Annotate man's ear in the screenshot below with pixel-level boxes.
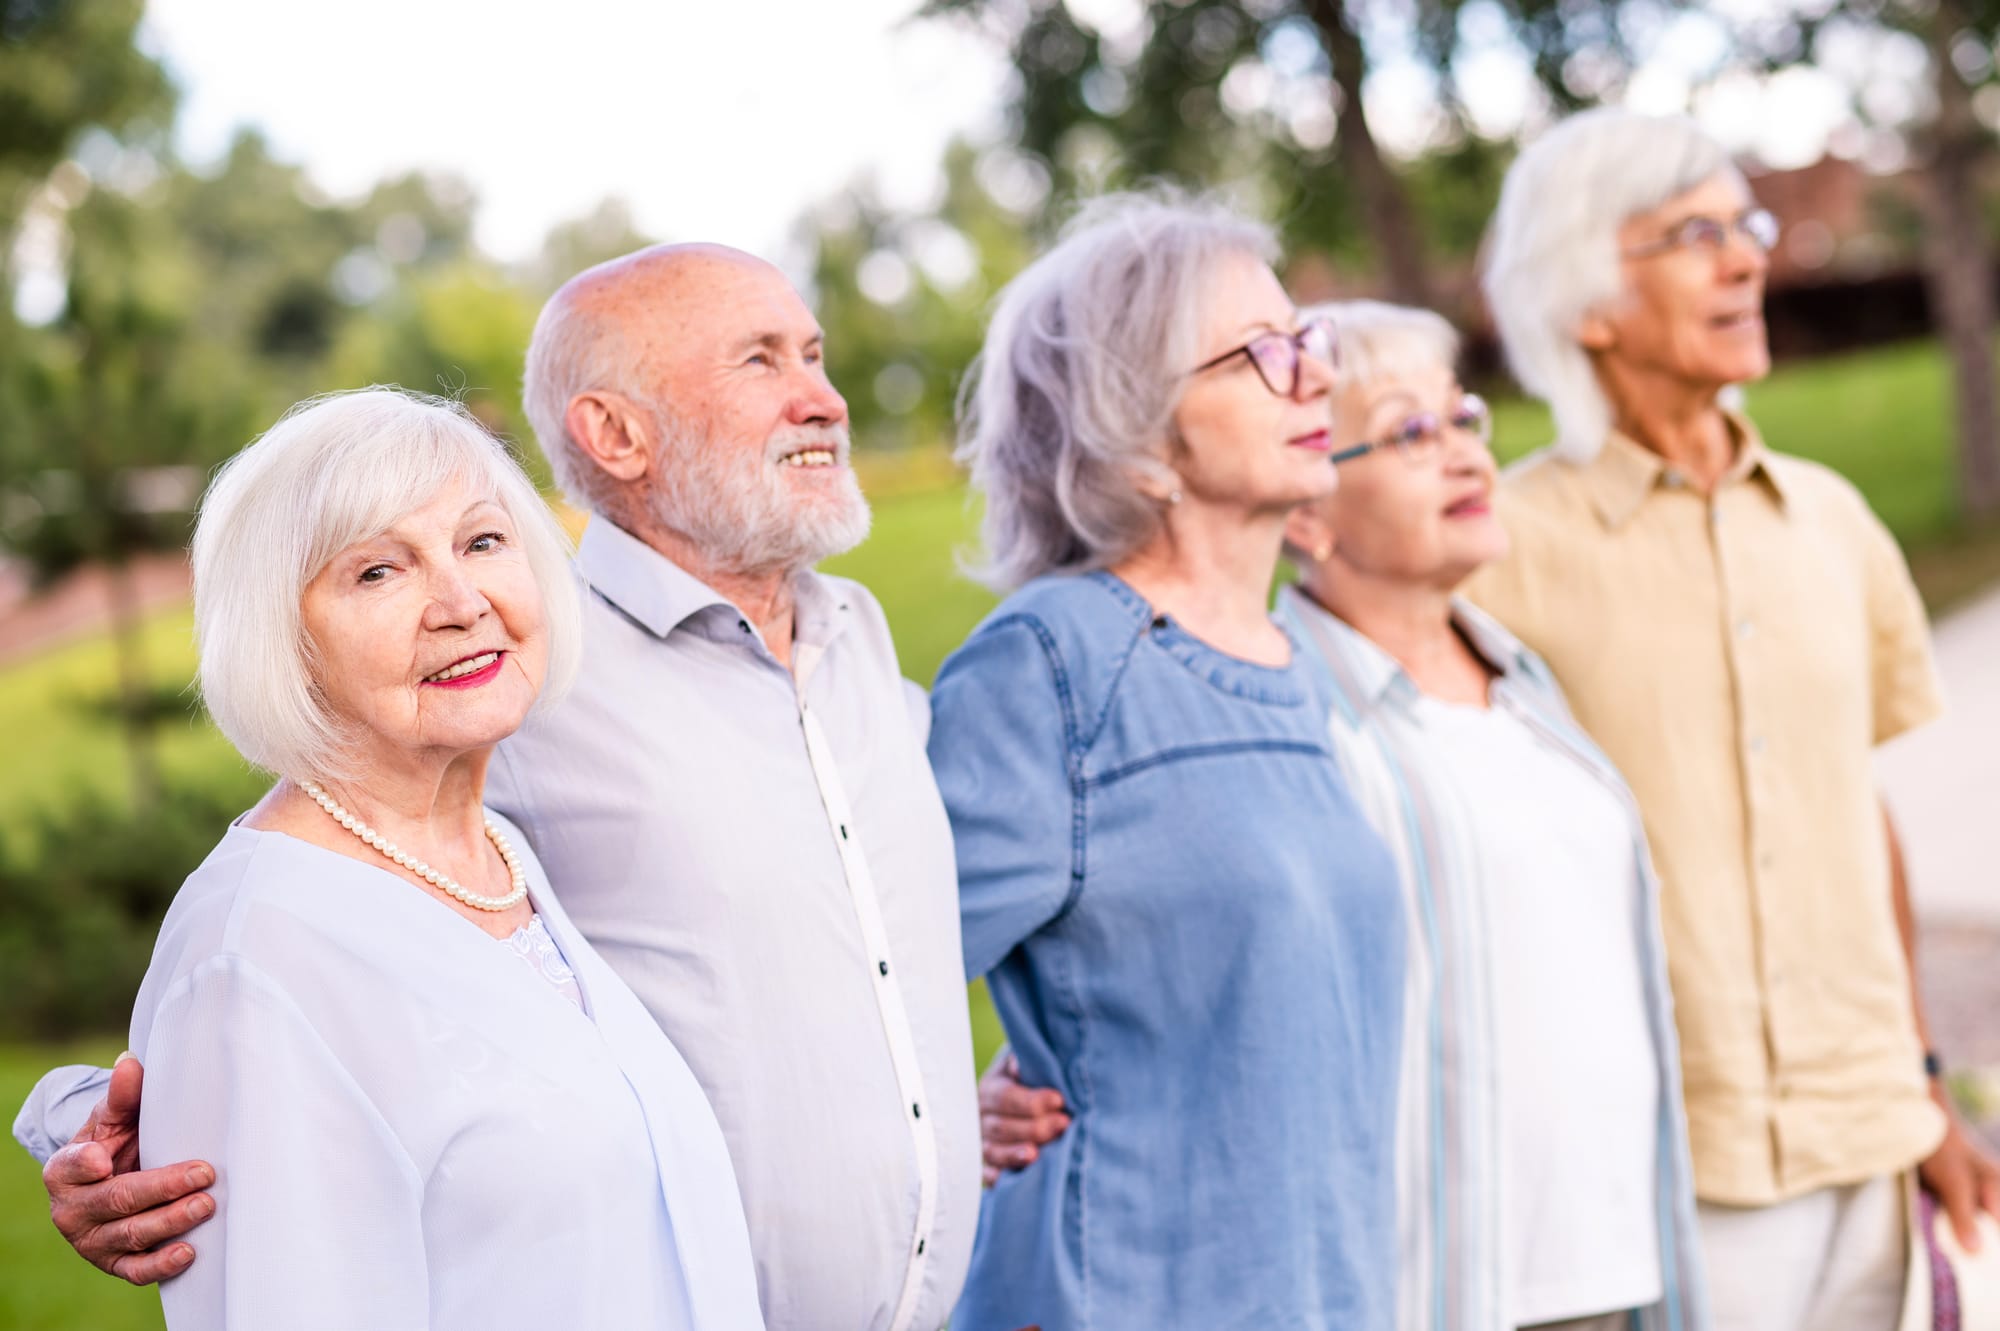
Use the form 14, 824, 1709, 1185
563, 391, 653, 483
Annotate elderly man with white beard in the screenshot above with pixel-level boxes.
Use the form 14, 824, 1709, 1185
18, 244, 982, 1331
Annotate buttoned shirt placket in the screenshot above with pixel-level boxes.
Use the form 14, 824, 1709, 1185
792, 639, 939, 1331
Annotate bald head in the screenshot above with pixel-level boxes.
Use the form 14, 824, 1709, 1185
522, 240, 860, 576
526, 244, 787, 505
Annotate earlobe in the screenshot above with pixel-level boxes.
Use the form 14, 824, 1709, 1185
563, 393, 651, 483
1284, 504, 1334, 565
1576, 309, 1617, 353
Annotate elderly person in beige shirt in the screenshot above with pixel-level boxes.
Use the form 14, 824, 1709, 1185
1471, 105, 2000, 1330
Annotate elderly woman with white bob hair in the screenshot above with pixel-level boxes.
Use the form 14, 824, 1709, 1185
1470, 107, 1999, 1331
117, 388, 763, 1329
926, 191, 1406, 1330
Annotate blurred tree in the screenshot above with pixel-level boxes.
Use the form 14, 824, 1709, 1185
5, 183, 224, 806
1720, 0, 2000, 518
0, 0, 172, 236
329, 260, 544, 473
523, 196, 656, 296
917, 0, 1635, 305
803, 140, 1038, 452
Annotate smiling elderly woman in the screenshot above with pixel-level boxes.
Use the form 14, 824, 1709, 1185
127, 389, 762, 1330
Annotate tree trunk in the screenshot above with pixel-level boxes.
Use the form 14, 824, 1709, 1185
1304, 0, 1434, 307
1919, 7, 2000, 521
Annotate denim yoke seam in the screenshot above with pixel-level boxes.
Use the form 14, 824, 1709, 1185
1085, 739, 1331, 790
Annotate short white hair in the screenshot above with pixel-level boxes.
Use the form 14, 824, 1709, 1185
1483, 107, 1742, 461
522, 283, 641, 514
1305, 299, 1462, 392
957, 189, 1277, 590
192, 387, 582, 782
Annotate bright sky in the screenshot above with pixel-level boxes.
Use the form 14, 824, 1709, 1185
138, 0, 1011, 264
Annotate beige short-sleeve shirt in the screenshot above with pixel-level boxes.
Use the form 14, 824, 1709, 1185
1464, 416, 1947, 1206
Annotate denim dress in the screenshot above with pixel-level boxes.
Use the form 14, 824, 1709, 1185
928, 571, 1406, 1331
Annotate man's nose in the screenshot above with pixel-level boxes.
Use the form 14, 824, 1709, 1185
787, 364, 850, 427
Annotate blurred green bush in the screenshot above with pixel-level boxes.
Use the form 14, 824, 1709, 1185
0, 771, 266, 1039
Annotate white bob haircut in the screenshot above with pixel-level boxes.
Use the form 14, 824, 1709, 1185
1304, 298, 1462, 394
957, 188, 1277, 591
192, 387, 582, 783
1483, 106, 1743, 461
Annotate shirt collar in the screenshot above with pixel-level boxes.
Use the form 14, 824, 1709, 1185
575, 517, 852, 651
577, 517, 733, 639
1582, 407, 1790, 531
1277, 583, 1534, 713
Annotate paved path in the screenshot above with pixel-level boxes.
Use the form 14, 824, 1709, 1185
1877, 587, 2000, 1131
1879, 586, 2000, 925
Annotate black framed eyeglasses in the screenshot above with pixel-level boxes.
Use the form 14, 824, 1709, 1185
1188, 316, 1339, 398
1329, 392, 1492, 466
1623, 207, 1780, 260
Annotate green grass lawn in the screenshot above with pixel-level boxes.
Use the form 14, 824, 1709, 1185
0, 1040, 165, 1331
2, 338, 1998, 1326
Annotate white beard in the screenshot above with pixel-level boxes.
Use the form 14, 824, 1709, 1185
644, 409, 872, 577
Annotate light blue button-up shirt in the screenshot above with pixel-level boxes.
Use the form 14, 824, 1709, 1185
928, 570, 1407, 1331
486, 519, 980, 1331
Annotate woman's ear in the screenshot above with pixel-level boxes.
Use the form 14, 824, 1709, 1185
1284, 501, 1336, 567
563, 391, 654, 484
1575, 307, 1618, 354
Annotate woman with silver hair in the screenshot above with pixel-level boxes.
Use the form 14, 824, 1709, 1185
978, 300, 1711, 1331
1472, 107, 1997, 1331
116, 389, 763, 1329
926, 192, 1406, 1329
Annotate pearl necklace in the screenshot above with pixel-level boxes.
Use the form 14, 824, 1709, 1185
297, 779, 528, 912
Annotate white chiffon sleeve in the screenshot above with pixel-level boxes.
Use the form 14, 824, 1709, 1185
12, 1063, 112, 1163
141, 954, 430, 1331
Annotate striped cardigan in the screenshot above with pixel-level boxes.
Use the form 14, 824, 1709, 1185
1276, 585, 1709, 1331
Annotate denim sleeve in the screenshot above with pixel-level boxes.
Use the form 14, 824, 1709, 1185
928, 617, 1078, 979
13, 1063, 112, 1164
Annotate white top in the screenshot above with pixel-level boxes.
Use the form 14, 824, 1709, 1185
1415, 694, 1663, 1325
483, 519, 978, 1331
129, 819, 765, 1331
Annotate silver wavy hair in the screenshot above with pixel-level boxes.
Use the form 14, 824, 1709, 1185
192, 388, 582, 783
956, 189, 1277, 591
1483, 107, 1742, 461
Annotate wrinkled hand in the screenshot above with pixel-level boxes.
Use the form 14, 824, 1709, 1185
978, 1052, 1070, 1187
44, 1055, 214, 1284
1920, 1085, 2000, 1254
